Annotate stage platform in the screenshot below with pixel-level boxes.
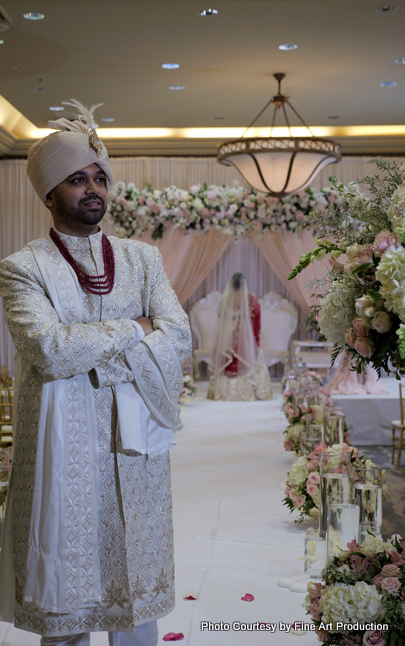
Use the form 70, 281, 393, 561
332, 377, 399, 446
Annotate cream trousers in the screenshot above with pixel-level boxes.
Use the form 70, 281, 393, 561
40, 621, 159, 646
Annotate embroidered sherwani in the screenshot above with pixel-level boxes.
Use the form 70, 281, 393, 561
0, 230, 191, 636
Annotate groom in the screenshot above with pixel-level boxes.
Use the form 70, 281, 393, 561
0, 100, 191, 646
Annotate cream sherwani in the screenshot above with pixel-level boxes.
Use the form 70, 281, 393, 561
0, 229, 191, 636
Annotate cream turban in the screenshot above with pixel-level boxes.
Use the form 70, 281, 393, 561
27, 99, 113, 200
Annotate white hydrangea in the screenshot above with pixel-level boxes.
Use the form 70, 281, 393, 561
288, 456, 308, 486
319, 282, 356, 345
285, 422, 305, 443
319, 581, 385, 631
376, 245, 405, 322
360, 534, 391, 556
387, 184, 405, 232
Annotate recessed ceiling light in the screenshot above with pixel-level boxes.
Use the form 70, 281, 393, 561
23, 12, 45, 20
10, 63, 28, 70
380, 81, 397, 87
395, 58, 405, 64
162, 63, 180, 70
169, 85, 185, 90
376, 5, 397, 11
101, 117, 115, 122
49, 106, 64, 111
0, 40, 4, 45
214, 116, 225, 120
198, 9, 218, 16
279, 44, 298, 51
328, 116, 340, 119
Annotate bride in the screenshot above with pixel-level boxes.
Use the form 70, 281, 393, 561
207, 273, 272, 401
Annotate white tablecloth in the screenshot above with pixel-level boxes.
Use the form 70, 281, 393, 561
333, 376, 400, 446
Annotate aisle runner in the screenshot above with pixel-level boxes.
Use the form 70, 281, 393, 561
0, 385, 317, 646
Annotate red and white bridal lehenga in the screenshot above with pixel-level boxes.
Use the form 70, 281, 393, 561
207, 276, 272, 401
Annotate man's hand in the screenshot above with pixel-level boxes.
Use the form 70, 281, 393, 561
135, 316, 154, 336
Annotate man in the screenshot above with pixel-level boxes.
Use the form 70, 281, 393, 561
0, 100, 192, 646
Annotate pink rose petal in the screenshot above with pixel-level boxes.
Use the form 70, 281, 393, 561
241, 593, 255, 602
163, 633, 185, 642
183, 592, 198, 600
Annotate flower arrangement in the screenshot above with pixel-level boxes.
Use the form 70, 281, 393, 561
282, 370, 335, 454
107, 181, 343, 241
289, 158, 405, 375
179, 372, 197, 405
305, 534, 405, 645
283, 444, 372, 522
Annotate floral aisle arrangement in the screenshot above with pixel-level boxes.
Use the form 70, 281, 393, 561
289, 158, 405, 375
107, 181, 342, 241
305, 534, 405, 645
283, 443, 373, 523
179, 372, 197, 405
282, 370, 337, 454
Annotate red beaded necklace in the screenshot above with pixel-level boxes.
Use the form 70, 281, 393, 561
49, 227, 115, 295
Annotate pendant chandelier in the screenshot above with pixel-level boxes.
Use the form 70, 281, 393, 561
217, 73, 341, 197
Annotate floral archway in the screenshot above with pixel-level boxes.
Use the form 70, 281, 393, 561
107, 182, 340, 309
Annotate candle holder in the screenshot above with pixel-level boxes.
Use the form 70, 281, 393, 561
352, 483, 382, 525
323, 410, 345, 446
319, 473, 352, 532
327, 497, 360, 562
304, 529, 326, 579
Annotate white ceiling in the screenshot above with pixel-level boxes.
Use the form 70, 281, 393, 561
0, 0, 404, 155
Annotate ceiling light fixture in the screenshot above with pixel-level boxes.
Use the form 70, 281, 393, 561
101, 117, 115, 122
23, 12, 45, 20
162, 63, 180, 70
49, 106, 64, 111
0, 39, 4, 44
199, 9, 218, 16
380, 81, 397, 86
328, 116, 340, 119
214, 116, 225, 120
395, 58, 405, 64
217, 73, 341, 197
376, 5, 397, 11
279, 44, 298, 51
169, 85, 185, 90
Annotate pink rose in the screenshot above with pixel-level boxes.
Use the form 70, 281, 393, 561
381, 564, 400, 577
363, 631, 386, 646
308, 472, 320, 485
389, 550, 404, 565
381, 576, 401, 595
307, 460, 318, 471
293, 495, 305, 507
289, 489, 297, 500
307, 483, 318, 496
345, 328, 357, 347
354, 336, 375, 358
372, 230, 399, 258
352, 317, 369, 337
372, 573, 384, 586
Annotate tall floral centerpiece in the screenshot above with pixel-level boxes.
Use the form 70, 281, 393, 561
283, 443, 373, 523
289, 159, 405, 375
305, 535, 405, 645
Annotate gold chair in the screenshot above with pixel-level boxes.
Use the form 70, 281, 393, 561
0, 402, 13, 442
392, 382, 405, 469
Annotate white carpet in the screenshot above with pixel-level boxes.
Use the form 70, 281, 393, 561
0, 385, 317, 645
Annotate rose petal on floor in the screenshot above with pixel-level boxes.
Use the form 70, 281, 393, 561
241, 593, 254, 601
163, 633, 185, 642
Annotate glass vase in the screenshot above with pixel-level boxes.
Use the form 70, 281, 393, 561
327, 497, 360, 562
319, 473, 352, 533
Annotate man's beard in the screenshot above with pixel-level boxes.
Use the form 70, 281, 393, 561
53, 193, 107, 225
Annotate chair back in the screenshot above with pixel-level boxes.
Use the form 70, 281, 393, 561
259, 292, 298, 352
189, 291, 222, 351
0, 402, 12, 425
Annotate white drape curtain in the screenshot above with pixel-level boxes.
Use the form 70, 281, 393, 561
1, 155, 404, 373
